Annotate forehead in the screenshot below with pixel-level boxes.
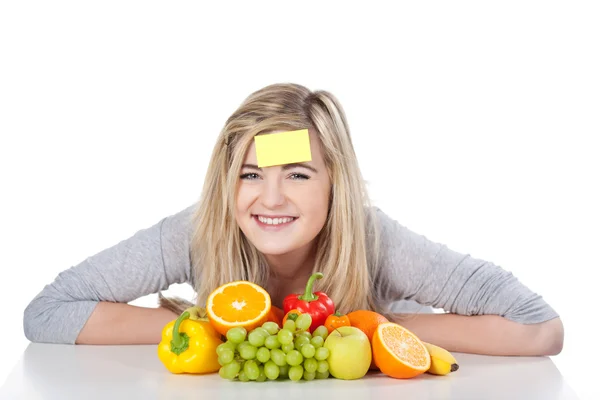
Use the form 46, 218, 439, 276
244, 128, 324, 165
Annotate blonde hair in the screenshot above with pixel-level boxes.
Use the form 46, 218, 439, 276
160, 83, 383, 316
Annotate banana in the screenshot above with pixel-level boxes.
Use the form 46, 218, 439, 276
423, 342, 459, 376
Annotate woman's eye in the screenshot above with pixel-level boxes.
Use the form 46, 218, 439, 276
290, 173, 310, 180
240, 173, 260, 180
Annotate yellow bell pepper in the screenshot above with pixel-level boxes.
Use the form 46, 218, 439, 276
157, 306, 223, 374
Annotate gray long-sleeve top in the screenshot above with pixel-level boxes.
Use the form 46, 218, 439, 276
23, 205, 559, 344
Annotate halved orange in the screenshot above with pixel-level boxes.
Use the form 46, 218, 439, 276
372, 322, 431, 379
206, 281, 272, 336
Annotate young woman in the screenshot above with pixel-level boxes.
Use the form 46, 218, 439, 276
23, 83, 563, 356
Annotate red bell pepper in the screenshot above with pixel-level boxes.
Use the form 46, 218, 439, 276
283, 272, 335, 332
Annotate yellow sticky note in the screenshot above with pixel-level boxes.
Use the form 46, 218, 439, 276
254, 129, 312, 168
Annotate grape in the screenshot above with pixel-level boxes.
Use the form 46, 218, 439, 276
222, 349, 235, 363
310, 336, 324, 348
264, 361, 280, 380
313, 326, 328, 340
300, 343, 315, 359
219, 361, 241, 380
264, 335, 281, 349
283, 319, 296, 332
303, 357, 317, 373
216, 342, 236, 356
248, 330, 266, 347
237, 340, 250, 351
226, 327, 247, 344
240, 344, 258, 360
238, 370, 250, 382
303, 370, 316, 381
285, 350, 304, 366
256, 347, 270, 363
315, 347, 329, 361
253, 327, 270, 337
317, 360, 329, 373
244, 360, 260, 380
218, 348, 234, 365
256, 365, 267, 382
281, 342, 295, 353
262, 321, 280, 335
279, 365, 289, 378
270, 349, 286, 366
294, 335, 310, 350
316, 370, 330, 379
295, 314, 312, 331
218, 367, 228, 380
277, 329, 294, 345
288, 365, 304, 381
298, 331, 312, 340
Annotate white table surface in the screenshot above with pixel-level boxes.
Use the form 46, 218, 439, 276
1, 343, 579, 400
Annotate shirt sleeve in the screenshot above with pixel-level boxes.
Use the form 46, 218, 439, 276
373, 207, 559, 324
23, 204, 196, 344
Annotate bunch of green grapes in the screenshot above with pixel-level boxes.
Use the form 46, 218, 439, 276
216, 314, 331, 382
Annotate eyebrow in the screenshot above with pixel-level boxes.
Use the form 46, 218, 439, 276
241, 163, 319, 173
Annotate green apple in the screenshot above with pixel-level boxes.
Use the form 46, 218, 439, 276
323, 326, 371, 380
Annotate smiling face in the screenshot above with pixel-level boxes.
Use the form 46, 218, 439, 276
235, 129, 331, 256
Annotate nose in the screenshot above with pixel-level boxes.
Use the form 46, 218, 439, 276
260, 177, 285, 209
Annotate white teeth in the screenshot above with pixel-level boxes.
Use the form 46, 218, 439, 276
257, 216, 295, 225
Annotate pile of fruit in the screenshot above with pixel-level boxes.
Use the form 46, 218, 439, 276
157, 272, 459, 382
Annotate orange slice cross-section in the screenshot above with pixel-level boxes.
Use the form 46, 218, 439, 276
372, 322, 431, 379
206, 281, 271, 336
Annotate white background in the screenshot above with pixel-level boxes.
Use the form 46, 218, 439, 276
1, 1, 598, 398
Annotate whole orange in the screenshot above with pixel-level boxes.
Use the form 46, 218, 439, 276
346, 310, 389, 341
346, 310, 389, 370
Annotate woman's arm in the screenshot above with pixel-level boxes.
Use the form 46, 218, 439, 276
390, 313, 564, 356
75, 302, 178, 345
23, 204, 196, 344
372, 208, 562, 356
